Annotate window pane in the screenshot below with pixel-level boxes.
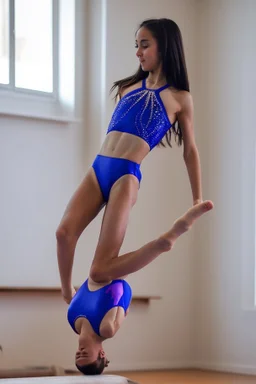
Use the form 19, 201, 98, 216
15, 0, 53, 92
0, 0, 9, 84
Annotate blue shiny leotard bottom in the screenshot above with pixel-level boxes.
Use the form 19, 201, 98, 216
67, 278, 132, 336
92, 154, 142, 202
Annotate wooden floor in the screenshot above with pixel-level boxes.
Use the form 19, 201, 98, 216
111, 370, 256, 384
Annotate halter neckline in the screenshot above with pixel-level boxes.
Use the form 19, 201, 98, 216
142, 78, 169, 92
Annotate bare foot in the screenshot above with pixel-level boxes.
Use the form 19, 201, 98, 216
159, 200, 213, 251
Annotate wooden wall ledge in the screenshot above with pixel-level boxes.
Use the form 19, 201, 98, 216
0, 287, 161, 304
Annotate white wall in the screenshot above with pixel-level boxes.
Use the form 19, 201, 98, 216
0, 0, 198, 371
193, 0, 256, 374
1, 0, 255, 375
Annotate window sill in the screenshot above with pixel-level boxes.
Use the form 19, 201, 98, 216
0, 110, 81, 124
0, 92, 81, 124
0, 287, 162, 304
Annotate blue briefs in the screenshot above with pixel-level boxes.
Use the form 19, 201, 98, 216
92, 154, 142, 202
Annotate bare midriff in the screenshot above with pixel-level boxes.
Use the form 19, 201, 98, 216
98, 131, 150, 164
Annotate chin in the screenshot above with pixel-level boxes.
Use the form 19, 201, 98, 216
141, 63, 153, 72
141, 64, 149, 72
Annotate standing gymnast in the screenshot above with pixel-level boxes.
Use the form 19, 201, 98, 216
56, 18, 213, 375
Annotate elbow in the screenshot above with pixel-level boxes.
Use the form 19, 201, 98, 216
183, 146, 198, 162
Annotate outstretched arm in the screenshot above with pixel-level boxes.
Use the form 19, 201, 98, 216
177, 92, 203, 205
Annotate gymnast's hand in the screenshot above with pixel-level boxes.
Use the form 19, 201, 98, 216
62, 286, 76, 304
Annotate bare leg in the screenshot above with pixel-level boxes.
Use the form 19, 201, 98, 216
160, 200, 214, 244
91, 174, 139, 266
90, 200, 213, 282
56, 168, 104, 298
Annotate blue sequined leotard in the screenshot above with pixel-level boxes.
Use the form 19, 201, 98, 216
107, 78, 172, 150
92, 78, 172, 202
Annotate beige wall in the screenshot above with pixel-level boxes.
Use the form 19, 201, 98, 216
0, 0, 197, 372
193, 0, 256, 373
0, 0, 256, 375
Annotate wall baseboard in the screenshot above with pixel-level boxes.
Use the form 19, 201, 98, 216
190, 361, 256, 376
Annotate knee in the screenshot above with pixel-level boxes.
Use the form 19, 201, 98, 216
89, 264, 109, 284
89, 266, 100, 283
56, 224, 74, 244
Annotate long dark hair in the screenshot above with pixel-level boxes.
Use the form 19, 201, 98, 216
110, 18, 190, 148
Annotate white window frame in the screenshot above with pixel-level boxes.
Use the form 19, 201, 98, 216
0, 0, 59, 98
0, 0, 78, 124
